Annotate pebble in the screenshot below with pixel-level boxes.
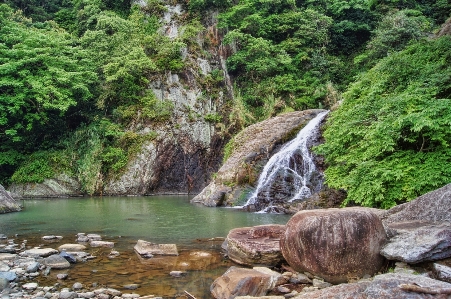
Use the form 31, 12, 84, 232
26, 262, 40, 273
22, 282, 38, 290
123, 284, 139, 290
169, 270, 185, 277
89, 241, 114, 248
57, 274, 68, 280
312, 278, 332, 289
72, 282, 83, 290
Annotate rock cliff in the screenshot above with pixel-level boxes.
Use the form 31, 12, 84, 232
0, 184, 21, 213
191, 109, 334, 212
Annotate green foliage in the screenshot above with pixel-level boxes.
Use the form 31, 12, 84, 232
316, 37, 451, 208
11, 151, 63, 184
204, 113, 222, 123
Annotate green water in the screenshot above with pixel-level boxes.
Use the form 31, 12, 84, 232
0, 196, 290, 298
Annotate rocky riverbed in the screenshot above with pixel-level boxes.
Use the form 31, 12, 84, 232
0, 233, 229, 299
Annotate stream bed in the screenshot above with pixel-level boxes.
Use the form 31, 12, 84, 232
0, 196, 290, 298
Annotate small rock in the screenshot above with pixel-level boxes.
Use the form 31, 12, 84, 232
134, 240, 178, 256
41, 236, 63, 241
58, 291, 77, 299
58, 244, 86, 252
26, 262, 40, 273
59, 251, 77, 264
0, 277, 9, 291
123, 284, 139, 290
169, 271, 185, 277
289, 273, 312, 284
312, 278, 332, 289
0, 253, 16, 261
277, 285, 291, 293
22, 248, 58, 258
22, 282, 38, 290
121, 294, 140, 299
43, 255, 71, 269
57, 274, 68, 280
97, 294, 110, 299
89, 241, 114, 248
0, 235, 7, 239
78, 292, 95, 298
105, 288, 121, 296
86, 234, 102, 241
0, 262, 10, 272
72, 282, 83, 290
284, 291, 298, 298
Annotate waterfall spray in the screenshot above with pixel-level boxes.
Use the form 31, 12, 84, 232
244, 111, 329, 212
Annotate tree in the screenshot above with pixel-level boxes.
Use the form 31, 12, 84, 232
316, 37, 451, 208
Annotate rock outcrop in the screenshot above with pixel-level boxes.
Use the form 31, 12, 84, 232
280, 207, 387, 284
0, 184, 21, 213
191, 109, 327, 211
224, 225, 285, 267
7, 174, 82, 199
381, 183, 451, 263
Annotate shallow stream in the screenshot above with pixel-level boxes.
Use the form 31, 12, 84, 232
0, 196, 290, 298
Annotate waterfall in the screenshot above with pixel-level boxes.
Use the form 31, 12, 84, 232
244, 111, 329, 212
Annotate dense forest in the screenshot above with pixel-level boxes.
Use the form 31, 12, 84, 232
1, 0, 450, 208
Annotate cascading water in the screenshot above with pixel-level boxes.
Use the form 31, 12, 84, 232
244, 111, 329, 213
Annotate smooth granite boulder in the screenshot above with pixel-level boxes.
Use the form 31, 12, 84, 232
281, 207, 387, 284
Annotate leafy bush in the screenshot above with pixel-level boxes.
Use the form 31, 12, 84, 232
316, 37, 451, 208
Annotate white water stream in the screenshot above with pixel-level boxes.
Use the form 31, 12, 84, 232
244, 111, 329, 212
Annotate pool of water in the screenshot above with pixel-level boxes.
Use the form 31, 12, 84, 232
0, 196, 290, 298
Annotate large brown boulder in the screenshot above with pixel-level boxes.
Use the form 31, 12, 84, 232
225, 225, 286, 266
280, 207, 387, 284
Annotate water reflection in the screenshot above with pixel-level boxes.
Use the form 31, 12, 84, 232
0, 196, 290, 298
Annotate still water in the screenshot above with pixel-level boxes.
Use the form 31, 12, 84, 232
0, 196, 290, 298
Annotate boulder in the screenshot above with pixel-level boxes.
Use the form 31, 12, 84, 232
192, 109, 327, 211
380, 183, 451, 263
280, 207, 387, 284
0, 271, 16, 281
380, 221, 451, 263
225, 225, 286, 266
292, 272, 451, 299
43, 255, 71, 269
0, 184, 21, 213
210, 266, 281, 299
134, 240, 178, 257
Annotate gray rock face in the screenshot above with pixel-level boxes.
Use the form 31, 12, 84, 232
433, 262, 451, 283
225, 225, 286, 267
23, 248, 58, 258
0, 184, 21, 213
381, 221, 451, 263
292, 273, 451, 299
281, 207, 387, 284
0, 271, 16, 281
381, 183, 451, 264
383, 183, 451, 224
8, 173, 82, 198
192, 109, 327, 210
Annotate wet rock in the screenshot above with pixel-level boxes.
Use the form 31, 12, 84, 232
57, 273, 68, 280
253, 267, 287, 287
22, 248, 58, 258
235, 297, 285, 299
22, 282, 38, 290
122, 294, 140, 299
78, 292, 95, 298
26, 262, 40, 273
312, 278, 332, 289
43, 255, 71, 269
292, 272, 451, 299
59, 251, 77, 264
0, 184, 21, 213
90, 241, 114, 248
123, 284, 139, 290
0, 271, 16, 281
76, 233, 89, 243
210, 266, 279, 299
72, 282, 83, 290
169, 271, 186, 277
225, 225, 286, 267
280, 207, 387, 284
289, 273, 312, 284
59, 291, 77, 299
433, 263, 451, 283
0, 277, 9, 291
134, 240, 178, 256
86, 234, 102, 241
0, 234, 7, 239
42, 236, 63, 241
0, 253, 16, 261
0, 261, 10, 272
58, 244, 86, 252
